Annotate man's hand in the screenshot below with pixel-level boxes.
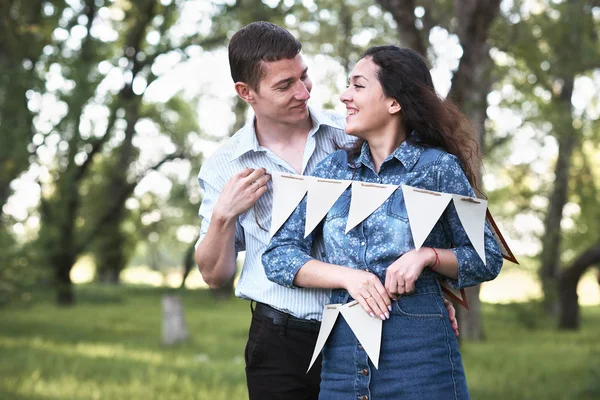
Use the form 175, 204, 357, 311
213, 168, 271, 221
444, 298, 460, 337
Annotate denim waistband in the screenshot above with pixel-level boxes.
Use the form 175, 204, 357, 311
330, 275, 442, 305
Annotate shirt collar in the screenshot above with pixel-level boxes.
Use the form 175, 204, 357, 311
229, 117, 262, 162
229, 106, 342, 162
308, 106, 344, 132
350, 138, 425, 171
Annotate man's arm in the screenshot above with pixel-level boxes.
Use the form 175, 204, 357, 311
195, 167, 270, 288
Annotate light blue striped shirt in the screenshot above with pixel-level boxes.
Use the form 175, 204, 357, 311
197, 107, 353, 320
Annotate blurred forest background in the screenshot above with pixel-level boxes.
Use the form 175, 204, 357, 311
0, 0, 599, 399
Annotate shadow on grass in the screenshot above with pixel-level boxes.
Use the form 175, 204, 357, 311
0, 388, 86, 400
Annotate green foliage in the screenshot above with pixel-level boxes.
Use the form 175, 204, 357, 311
0, 225, 45, 307
485, 0, 600, 268
0, 286, 599, 399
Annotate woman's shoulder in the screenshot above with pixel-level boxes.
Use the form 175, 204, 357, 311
312, 150, 351, 178
417, 147, 462, 171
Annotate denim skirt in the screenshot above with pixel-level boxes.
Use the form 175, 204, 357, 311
320, 278, 470, 400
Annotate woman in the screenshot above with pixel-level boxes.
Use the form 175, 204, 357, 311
262, 45, 503, 399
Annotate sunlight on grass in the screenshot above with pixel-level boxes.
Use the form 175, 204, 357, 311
1, 284, 598, 400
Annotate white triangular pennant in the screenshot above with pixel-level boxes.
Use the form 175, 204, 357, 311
269, 172, 308, 238
402, 185, 452, 250
307, 304, 341, 372
452, 194, 488, 265
345, 182, 398, 233
305, 178, 352, 238
339, 301, 382, 369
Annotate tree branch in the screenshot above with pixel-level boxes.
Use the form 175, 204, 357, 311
75, 152, 184, 254
376, 0, 427, 55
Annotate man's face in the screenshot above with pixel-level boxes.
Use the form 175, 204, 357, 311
249, 54, 312, 125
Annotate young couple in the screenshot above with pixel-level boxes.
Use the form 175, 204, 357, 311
196, 21, 502, 400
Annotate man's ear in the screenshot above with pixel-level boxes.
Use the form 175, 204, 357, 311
388, 98, 401, 115
235, 82, 255, 104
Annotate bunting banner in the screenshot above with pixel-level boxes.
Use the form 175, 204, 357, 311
486, 210, 519, 265
345, 181, 398, 233
339, 300, 382, 369
307, 301, 382, 372
270, 173, 519, 270
452, 194, 489, 265
307, 304, 341, 372
269, 173, 309, 239
402, 185, 452, 250
440, 280, 469, 310
305, 178, 352, 238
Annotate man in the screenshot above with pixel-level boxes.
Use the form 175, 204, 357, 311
195, 21, 458, 400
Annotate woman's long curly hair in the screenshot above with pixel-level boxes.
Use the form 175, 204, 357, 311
347, 45, 482, 195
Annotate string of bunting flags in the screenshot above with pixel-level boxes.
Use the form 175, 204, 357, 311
270, 172, 519, 309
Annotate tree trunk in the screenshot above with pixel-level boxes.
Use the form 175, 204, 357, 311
539, 77, 576, 315
97, 267, 121, 284
558, 243, 600, 330
449, 0, 500, 341
54, 252, 76, 306
457, 285, 484, 341
180, 242, 196, 289
162, 295, 189, 345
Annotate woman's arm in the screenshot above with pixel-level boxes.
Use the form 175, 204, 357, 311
384, 153, 502, 294
436, 153, 503, 288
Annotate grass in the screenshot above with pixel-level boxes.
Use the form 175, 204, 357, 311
0, 284, 598, 400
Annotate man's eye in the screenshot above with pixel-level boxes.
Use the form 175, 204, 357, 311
301, 75, 308, 81
353, 84, 364, 88
278, 84, 291, 90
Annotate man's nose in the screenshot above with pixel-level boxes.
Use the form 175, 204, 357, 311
295, 81, 310, 101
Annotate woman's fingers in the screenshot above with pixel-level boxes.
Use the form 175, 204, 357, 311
403, 276, 415, 294
385, 270, 398, 295
365, 287, 389, 320
356, 296, 375, 318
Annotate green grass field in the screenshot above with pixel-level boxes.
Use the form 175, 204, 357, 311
0, 285, 598, 400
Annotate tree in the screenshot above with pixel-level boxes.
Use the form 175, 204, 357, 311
495, 0, 599, 323
0, 0, 61, 221
33, 0, 208, 304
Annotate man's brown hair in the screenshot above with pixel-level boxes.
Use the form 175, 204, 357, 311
228, 21, 302, 91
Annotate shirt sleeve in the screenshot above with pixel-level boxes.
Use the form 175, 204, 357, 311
262, 153, 341, 288
197, 164, 245, 253
436, 153, 503, 289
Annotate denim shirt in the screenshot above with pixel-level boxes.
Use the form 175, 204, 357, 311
262, 140, 503, 298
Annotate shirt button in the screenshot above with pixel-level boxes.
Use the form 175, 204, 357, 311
362, 368, 369, 376
361, 241, 365, 246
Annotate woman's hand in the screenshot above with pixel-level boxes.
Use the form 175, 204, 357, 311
343, 269, 392, 320
385, 248, 433, 295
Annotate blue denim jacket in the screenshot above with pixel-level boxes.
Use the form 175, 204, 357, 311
262, 140, 503, 293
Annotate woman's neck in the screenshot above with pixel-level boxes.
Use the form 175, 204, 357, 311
368, 127, 406, 173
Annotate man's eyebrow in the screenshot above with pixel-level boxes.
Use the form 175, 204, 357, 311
271, 77, 294, 88
271, 68, 309, 88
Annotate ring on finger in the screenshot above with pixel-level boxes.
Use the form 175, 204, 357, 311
363, 294, 372, 299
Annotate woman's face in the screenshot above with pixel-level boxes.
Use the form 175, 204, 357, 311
340, 57, 397, 139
